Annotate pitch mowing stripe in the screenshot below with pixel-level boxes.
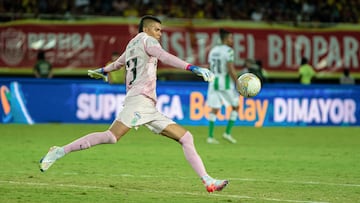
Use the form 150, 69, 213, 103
0, 180, 328, 203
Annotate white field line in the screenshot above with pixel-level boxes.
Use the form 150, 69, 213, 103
229, 178, 360, 188
2, 170, 360, 188
66, 172, 360, 188
0, 180, 329, 203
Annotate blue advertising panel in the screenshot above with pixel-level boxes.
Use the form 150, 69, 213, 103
0, 78, 359, 126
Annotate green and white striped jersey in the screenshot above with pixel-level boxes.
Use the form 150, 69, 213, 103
208, 44, 235, 90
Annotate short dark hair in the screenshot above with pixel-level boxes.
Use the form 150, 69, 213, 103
37, 51, 45, 60
138, 15, 161, 33
301, 57, 308, 65
219, 28, 231, 42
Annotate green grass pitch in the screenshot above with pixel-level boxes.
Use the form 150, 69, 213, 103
0, 124, 359, 203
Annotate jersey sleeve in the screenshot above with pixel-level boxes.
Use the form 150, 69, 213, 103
227, 48, 234, 63
103, 52, 126, 73
145, 37, 189, 70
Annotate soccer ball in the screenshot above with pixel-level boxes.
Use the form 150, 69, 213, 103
237, 73, 261, 98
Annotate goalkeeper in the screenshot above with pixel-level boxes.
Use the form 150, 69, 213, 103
39, 15, 228, 193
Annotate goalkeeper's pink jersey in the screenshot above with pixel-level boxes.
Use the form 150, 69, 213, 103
104, 32, 190, 103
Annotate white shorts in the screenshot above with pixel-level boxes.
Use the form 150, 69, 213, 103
116, 95, 175, 134
206, 88, 239, 109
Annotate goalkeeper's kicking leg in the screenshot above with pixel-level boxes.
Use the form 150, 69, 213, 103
39, 120, 228, 192
39, 120, 129, 172
161, 123, 228, 193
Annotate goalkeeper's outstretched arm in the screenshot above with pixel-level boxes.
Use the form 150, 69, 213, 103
103, 52, 126, 73
88, 52, 126, 82
146, 46, 214, 82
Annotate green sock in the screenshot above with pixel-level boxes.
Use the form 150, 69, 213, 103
209, 121, 214, 138
225, 120, 235, 135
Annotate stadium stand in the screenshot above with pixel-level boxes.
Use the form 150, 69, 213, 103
0, 0, 359, 24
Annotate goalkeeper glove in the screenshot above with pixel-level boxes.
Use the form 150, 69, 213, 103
188, 65, 214, 82
87, 68, 108, 82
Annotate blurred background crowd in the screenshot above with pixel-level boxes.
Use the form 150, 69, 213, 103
0, 0, 359, 24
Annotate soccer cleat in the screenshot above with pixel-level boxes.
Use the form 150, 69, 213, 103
202, 176, 229, 193
39, 146, 65, 172
222, 133, 237, 144
206, 137, 219, 144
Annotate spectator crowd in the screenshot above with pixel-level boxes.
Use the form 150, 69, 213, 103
0, 0, 359, 24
